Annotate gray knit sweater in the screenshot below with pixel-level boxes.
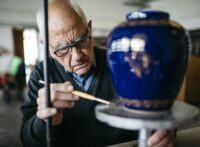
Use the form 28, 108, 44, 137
20, 47, 137, 147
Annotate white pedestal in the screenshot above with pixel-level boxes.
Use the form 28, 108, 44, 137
95, 101, 199, 147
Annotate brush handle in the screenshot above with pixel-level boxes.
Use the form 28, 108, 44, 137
39, 80, 110, 105
72, 90, 95, 100
72, 90, 110, 105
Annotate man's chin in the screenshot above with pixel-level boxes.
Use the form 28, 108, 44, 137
73, 64, 91, 76
74, 68, 89, 76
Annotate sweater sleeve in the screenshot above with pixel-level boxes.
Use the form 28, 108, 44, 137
20, 64, 62, 147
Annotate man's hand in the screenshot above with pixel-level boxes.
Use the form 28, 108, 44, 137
147, 129, 175, 147
36, 81, 79, 125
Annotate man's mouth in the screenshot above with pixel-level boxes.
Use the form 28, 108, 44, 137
73, 61, 88, 72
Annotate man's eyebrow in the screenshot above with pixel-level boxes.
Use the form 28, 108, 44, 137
54, 42, 70, 51
74, 28, 88, 42
74, 33, 87, 42
55, 33, 87, 50
52, 29, 88, 51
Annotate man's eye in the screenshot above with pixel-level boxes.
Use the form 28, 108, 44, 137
58, 48, 69, 54
76, 40, 88, 48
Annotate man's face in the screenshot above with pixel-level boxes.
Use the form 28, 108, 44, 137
48, 14, 94, 76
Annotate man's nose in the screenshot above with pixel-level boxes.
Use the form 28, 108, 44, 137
71, 47, 83, 61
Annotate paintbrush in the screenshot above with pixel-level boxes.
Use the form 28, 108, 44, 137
39, 80, 110, 105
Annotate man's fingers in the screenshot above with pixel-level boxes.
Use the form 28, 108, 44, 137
50, 82, 74, 92
166, 141, 174, 147
38, 87, 45, 96
53, 100, 75, 108
37, 82, 78, 114
147, 130, 175, 147
37, 90, 79, 104
147, 130, 168, 146
36, 108, 57, 119
37, 95, 76, 109
38, 82, 75, 97
51, 90, 79, 101
149, 133, 174, 147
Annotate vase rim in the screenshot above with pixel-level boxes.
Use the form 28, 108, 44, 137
127, 10, 169, 21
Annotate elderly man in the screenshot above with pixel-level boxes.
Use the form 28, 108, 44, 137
20, 0, 175, 147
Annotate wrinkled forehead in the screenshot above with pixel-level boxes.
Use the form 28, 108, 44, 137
48, 7, 87, 39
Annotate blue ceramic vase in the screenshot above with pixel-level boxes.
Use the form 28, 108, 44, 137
107, 10, 191, 113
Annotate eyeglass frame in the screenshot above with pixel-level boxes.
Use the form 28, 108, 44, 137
40, 29, 91, 57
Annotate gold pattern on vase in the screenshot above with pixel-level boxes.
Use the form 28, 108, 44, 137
119, 97, 173, 109
118, 19, 182, 29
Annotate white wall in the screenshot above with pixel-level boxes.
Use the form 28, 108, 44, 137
0, 26, 14, 73
0, 0, 40, 27
0, 0, 199, 41
150, 0, 200, 30
0, 0, 200, 36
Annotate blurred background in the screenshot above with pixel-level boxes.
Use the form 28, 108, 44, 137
0, 0, 200, 147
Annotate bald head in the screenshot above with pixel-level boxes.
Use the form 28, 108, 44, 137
37, 0, 87, 38
37, 0, 93, 76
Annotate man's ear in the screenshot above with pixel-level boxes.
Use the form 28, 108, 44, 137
88, 20, 92, 30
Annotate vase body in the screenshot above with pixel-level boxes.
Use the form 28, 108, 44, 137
107, 10, 191, 113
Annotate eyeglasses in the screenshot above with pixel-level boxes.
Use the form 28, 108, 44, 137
40, 32, 91, 57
